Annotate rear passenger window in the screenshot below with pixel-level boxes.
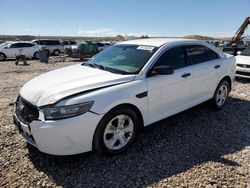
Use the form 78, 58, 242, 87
50, 40, 60, 45
10, 43, 19, 48
186, 45, 209, 65
22, 43, 35, 47
154, 46, 186, 70
206, 48, 219, 60
39, 41, 48, 45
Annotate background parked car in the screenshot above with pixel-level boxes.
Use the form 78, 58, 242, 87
32, 39, 63, 56
61, 40, 77, 49
235, 47, 250, 78
67, 41, 99, 59
95, 42, 112, 51
0, 41, 39, 61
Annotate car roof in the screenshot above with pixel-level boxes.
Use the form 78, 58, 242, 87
119, 38, 196, 47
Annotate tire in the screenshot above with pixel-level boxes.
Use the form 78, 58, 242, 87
33, 52, 39, 59
0, 53, 6, 61
53, 49, 60, 56
93, 107, 139, 156
211, 80, 230, 110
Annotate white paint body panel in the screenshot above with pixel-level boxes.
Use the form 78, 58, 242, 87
235, 55, 250, 78
14, 38, 236, 155
0, 42, 39, 59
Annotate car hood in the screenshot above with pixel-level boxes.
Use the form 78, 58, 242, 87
236, 55, 250, 65
20, 64, 135, 107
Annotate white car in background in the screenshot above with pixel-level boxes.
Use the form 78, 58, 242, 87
95, 42, 112, 51
61, 40, 77, 49
236, 47, 250, 78
13, 38, 235, 156
0, 42, 39, 60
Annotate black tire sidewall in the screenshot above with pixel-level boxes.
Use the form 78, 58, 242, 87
34, 52, 39, 59
0, 53, 5, 61
94, 107, 138, 155
54, 50, 60, 56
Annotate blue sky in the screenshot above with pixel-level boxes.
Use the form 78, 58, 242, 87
0, 0, 249, 37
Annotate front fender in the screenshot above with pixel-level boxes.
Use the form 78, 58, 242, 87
57, 80, 150, 126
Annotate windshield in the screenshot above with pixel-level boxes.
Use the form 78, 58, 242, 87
86, 44, 157, 74
241, 47, 250, 56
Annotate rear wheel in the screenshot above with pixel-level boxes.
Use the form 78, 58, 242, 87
93, 107, 138, 156
53, 49, 60, 56
33, 52, 39, 59
211, 80, 230, 110
0, 53, 6, 61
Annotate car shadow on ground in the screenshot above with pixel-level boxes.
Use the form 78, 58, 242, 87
235, 77, 250, 84
27, 96, 250, 187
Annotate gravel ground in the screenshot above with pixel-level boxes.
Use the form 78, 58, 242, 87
0, 59, 249, 188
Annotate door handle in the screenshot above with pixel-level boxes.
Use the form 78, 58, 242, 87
181, 73, 191, 78
214, 65, 221, 69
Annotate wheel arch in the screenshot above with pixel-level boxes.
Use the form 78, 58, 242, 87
0, 52, 7, 58
100, 103, 144, 131
219, 76, 232, 91
92, 103, 144, 151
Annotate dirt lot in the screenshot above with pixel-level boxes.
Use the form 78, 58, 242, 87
0, 59, 249, 188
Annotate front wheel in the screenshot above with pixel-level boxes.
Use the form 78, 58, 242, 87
0, 53, 6, 61
53, 49, 60, 56
211, 80, 230, 110
33, 52, 39, 59
93, 107, 138, 156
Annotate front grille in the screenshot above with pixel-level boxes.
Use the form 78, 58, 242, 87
236, 71, 250, 76
237, 64, 250, 68
15, 96, 39, 124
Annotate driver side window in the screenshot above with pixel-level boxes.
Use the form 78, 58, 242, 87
154, 46, 186, 70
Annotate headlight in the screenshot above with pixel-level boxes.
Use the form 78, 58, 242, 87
43, 101, 94, 120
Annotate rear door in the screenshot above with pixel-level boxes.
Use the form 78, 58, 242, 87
147, 46, 192, 123
185, 45, 221, 105
20, 43, 36, 58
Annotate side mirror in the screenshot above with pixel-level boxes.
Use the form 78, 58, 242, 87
237, 51, 241, 55
150, 65, 174, 76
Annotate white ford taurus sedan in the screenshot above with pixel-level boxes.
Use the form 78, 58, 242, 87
13, 38, 236, 155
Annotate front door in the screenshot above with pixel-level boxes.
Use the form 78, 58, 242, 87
147, 46, 192, 123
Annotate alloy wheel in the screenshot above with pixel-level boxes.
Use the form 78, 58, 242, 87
103, 114, 134, 151
216, 84, 228, 107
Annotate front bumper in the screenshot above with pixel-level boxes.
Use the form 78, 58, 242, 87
13, 112, 103, 155
236, 66, 250, 78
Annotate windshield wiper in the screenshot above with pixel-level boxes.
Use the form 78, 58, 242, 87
93, 63, 106, 70
81, 62, 95, 68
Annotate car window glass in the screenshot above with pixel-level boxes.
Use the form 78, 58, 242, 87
22, 43, 35, 47
49, 40, 60, 45
89, 45, 157, 74
241, 47, 250, 56
206, 48, 219, 60
154, 46, 186, 69
186, 45, 209, 65
97, 43, 104, 47
10, 43, 19, 48
39, 41, 47, 45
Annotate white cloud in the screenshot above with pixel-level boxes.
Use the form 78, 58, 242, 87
76, 27, 156, 37
77, 28, 118, 37
24, 28, 30, 32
